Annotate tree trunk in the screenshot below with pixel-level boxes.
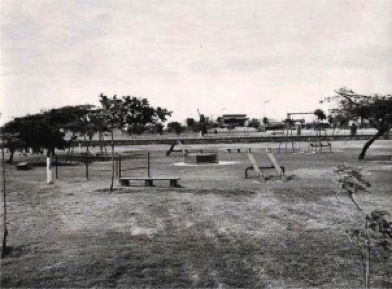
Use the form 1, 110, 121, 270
6, 150, 14, 163
85, 144, 89, 180
2, 141, 9, 258
358, 129, 385, 160
99, 131, 103, 155
110, 131, 115, 192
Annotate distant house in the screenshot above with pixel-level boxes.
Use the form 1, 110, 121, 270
220, 114, 248, 127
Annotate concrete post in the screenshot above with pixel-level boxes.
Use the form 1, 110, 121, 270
47, 157, 53, 184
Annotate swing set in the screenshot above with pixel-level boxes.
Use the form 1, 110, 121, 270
278, 112, 332, 153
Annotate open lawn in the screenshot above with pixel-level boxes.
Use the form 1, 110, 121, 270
1, 140, 392, 288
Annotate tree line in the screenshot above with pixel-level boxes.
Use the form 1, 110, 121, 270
1, 88, 391, 161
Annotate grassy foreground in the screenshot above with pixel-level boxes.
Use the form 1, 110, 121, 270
1, 141, 391, 288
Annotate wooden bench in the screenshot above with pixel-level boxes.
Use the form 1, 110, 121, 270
119, 177, 181, 188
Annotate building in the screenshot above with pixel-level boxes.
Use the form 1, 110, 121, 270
220, 114, 248, 127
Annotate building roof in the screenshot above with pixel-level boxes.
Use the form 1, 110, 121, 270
221, 114, 248, 119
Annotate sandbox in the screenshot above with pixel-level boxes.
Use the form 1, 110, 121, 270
184, 152, 218, 164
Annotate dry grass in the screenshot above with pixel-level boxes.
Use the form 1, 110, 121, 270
1, 140, 392, 288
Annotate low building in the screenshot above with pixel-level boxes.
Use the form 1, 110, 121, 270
220, 114, 248, 127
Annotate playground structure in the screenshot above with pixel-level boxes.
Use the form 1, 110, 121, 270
167, 140, 219, 163
184, 152, 218, 164
167, 141, 287, 182
278, 112, 332, 153
226, 148, 286, 182
166, 140, 188, 156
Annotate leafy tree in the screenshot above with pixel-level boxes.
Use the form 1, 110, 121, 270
324, 88, 392, 159
186, 118, 195, 128
153, 123, 164, 135
284, 118, 294, 127
262, 117, 269, 125
314, 109, 326, 122
199, 114, 206, 124
127, 123, 145, 135
334, 164, 391, 288
2, 114, 68, 157
2, 134, 24, 163
99, 94, 171, 191
167, 122, 184, 135
248, 118, 261, 128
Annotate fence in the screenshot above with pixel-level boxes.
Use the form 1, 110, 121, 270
53, 152, 150, 182
118, 152, 150, 179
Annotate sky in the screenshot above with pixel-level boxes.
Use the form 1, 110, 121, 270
1, 0, 392, 125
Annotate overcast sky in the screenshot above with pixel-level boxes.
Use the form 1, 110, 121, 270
1, 0, 392, 124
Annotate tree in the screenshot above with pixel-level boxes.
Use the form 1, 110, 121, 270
2, 114, 68, 157
167, 122, 184, 135
248, 118, 261, 129
99, 94, 171, 191
1, 115, 10, 258
127, 123, 145, 135
153, 123, 164, 135
2, 135, 24, 163
262, 117, 269, 125
324, 88, 392, 159
186, 118, 195, 128
314, 109, 326, 122
334, 164, 392, 288
1, 105, 101, 162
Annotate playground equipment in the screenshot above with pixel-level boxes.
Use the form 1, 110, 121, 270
184, 152, 218, 164
118, 152, 180, 187
278, 121, 298, 153
277, 112, 312, 153
245, 149, 286, 182
226, 148, 286, 182
167, 140, 219, 163
278, 112, 332, 153
166, 140, 188, 156
307, 123, 332, 153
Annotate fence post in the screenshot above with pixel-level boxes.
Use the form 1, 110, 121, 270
55, 154, 58, 179
118, 154, 122, 179
115, 153, 117, 177
47, 157, 53, 184
147, 153, 150, 178
85, 152, 89, 180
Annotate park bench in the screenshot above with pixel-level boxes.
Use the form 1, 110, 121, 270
119, 177, 181, 188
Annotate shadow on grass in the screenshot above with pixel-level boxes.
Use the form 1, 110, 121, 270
2, 222, 391, 288
273, 187, 337, 202
94, 187, 257, 196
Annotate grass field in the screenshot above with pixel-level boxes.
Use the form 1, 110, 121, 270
1, 140, 391, 288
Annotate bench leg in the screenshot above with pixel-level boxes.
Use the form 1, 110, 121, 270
120, 179, 130, 186
145, 180, 154, 187
170, 179, 179, 188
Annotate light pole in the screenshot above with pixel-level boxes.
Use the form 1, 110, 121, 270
263, 100, 270, 119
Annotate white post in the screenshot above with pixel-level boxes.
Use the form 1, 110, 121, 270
78, 143, 82, 154
47, 157, 53, 184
